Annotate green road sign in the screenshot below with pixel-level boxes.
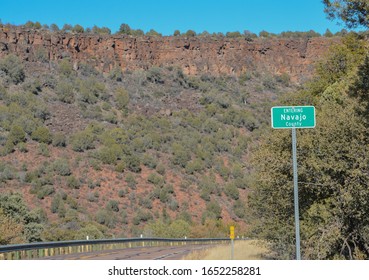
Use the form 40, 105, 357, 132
271, 106, 315, 129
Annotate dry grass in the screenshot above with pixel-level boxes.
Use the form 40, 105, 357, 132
183, 240, 269, 260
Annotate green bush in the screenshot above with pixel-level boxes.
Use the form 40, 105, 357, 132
147, 173, 165, 187
115, 161, 126, 173
125, 174, 137, 189
206, 201, 222, 219
31, 126, 52, 144
37, 143, 50, 156
8, 125, 26, 145
132, 210, 153, 225
51, 194, 62, 213
224, 183, 240, 200
115, 88, 130, 111
233, 200, 247, 218
35, 185, 55, 199
125, 155, 141, 173
156, 164, 165, 175
185, 159, 205, 174
52, 159, 71, 176
66, 176, 81, 189
17, 142, 28, 153
55, 81, 75, 103
70, 130, 95, 152
96, 209, 116, 228
97, 145, 122, 165
142, 154, 157, 169
108, 67, 123, 81
106, 200, 119, 212
52, 133, 67, 147
58, 59, 73, 77
0, 54, 25, 84
171, 144, 191, 168
118, 189, 125, 198
87, 192, 99, 202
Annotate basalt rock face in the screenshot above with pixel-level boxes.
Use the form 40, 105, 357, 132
0, 28, 338, 82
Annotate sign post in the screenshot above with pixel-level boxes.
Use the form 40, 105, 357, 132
230, 226, 235, 260
271, 106, 316, 260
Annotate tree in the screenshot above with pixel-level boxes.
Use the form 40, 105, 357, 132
146, 29, 161, 36
34, 22, 42, 29
173, 30, 181, 36
119, 23, 131, 35
50, 23, 59, 32
0, 209, 25, 245
62, 24, 72, 32
323, 0, 369, 28
185, 30, 196, 37
72, 24, 84, 33
324, 28, 334, 37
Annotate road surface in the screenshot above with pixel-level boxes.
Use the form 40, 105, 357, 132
40, 244, 215, 260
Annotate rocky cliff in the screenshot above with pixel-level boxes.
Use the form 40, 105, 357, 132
0, 28, 339, 82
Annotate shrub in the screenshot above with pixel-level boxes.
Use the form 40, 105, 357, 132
185, 159, 205, 174
58, 59, 73, 77
115, 88, 130, 111
132, 210, 153, 225
34, 185, 55, 199
23, 223, 44, 242
106, 200, 119, 212
115, 161, 126, 173
78, 78, 106, 104
87, 192, 99, 202
17, 142, 28, 153
31, 126, 52, 144
37, 143, 50, 156
125, 174, 137, 189
70, 130, 95, 152
52, 133, 67, 147
66, 176, 81, 189
8, 125, 26, 145
233, 200, 247, 218
96, 209, 116, 228
118, 189, 125, 198
224, 182, 240, 200
125, 155, 141, 173
147, 173, 165, 187
206, 201, 222, 219
142, 154, 157, 169
98, 145, 122, 165
55, 81, 75, 103
156, 164, 165, 175
108, 67, 123, 81
52, 159, 71, 176
0, 54, 25, 84
171, 144, 191, 167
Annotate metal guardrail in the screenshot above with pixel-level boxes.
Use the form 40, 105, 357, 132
0, 237, 230, 260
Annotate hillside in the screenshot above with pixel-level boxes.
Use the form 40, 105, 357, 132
0, 27, 338, 243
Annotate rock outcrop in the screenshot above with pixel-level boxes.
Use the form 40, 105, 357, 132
0, 28, 339, 82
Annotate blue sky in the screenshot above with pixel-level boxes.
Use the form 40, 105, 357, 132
0, 0, 355, 35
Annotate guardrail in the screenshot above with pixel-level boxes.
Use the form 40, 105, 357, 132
0, 237, 230, 260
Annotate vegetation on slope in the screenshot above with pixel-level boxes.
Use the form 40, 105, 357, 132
0, 44, 293, 243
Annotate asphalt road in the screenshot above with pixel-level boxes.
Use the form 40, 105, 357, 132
40, 244, 214, 260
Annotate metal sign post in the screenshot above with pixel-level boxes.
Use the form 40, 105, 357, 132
291, 128, 301, 260
271, 106, 316, 260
